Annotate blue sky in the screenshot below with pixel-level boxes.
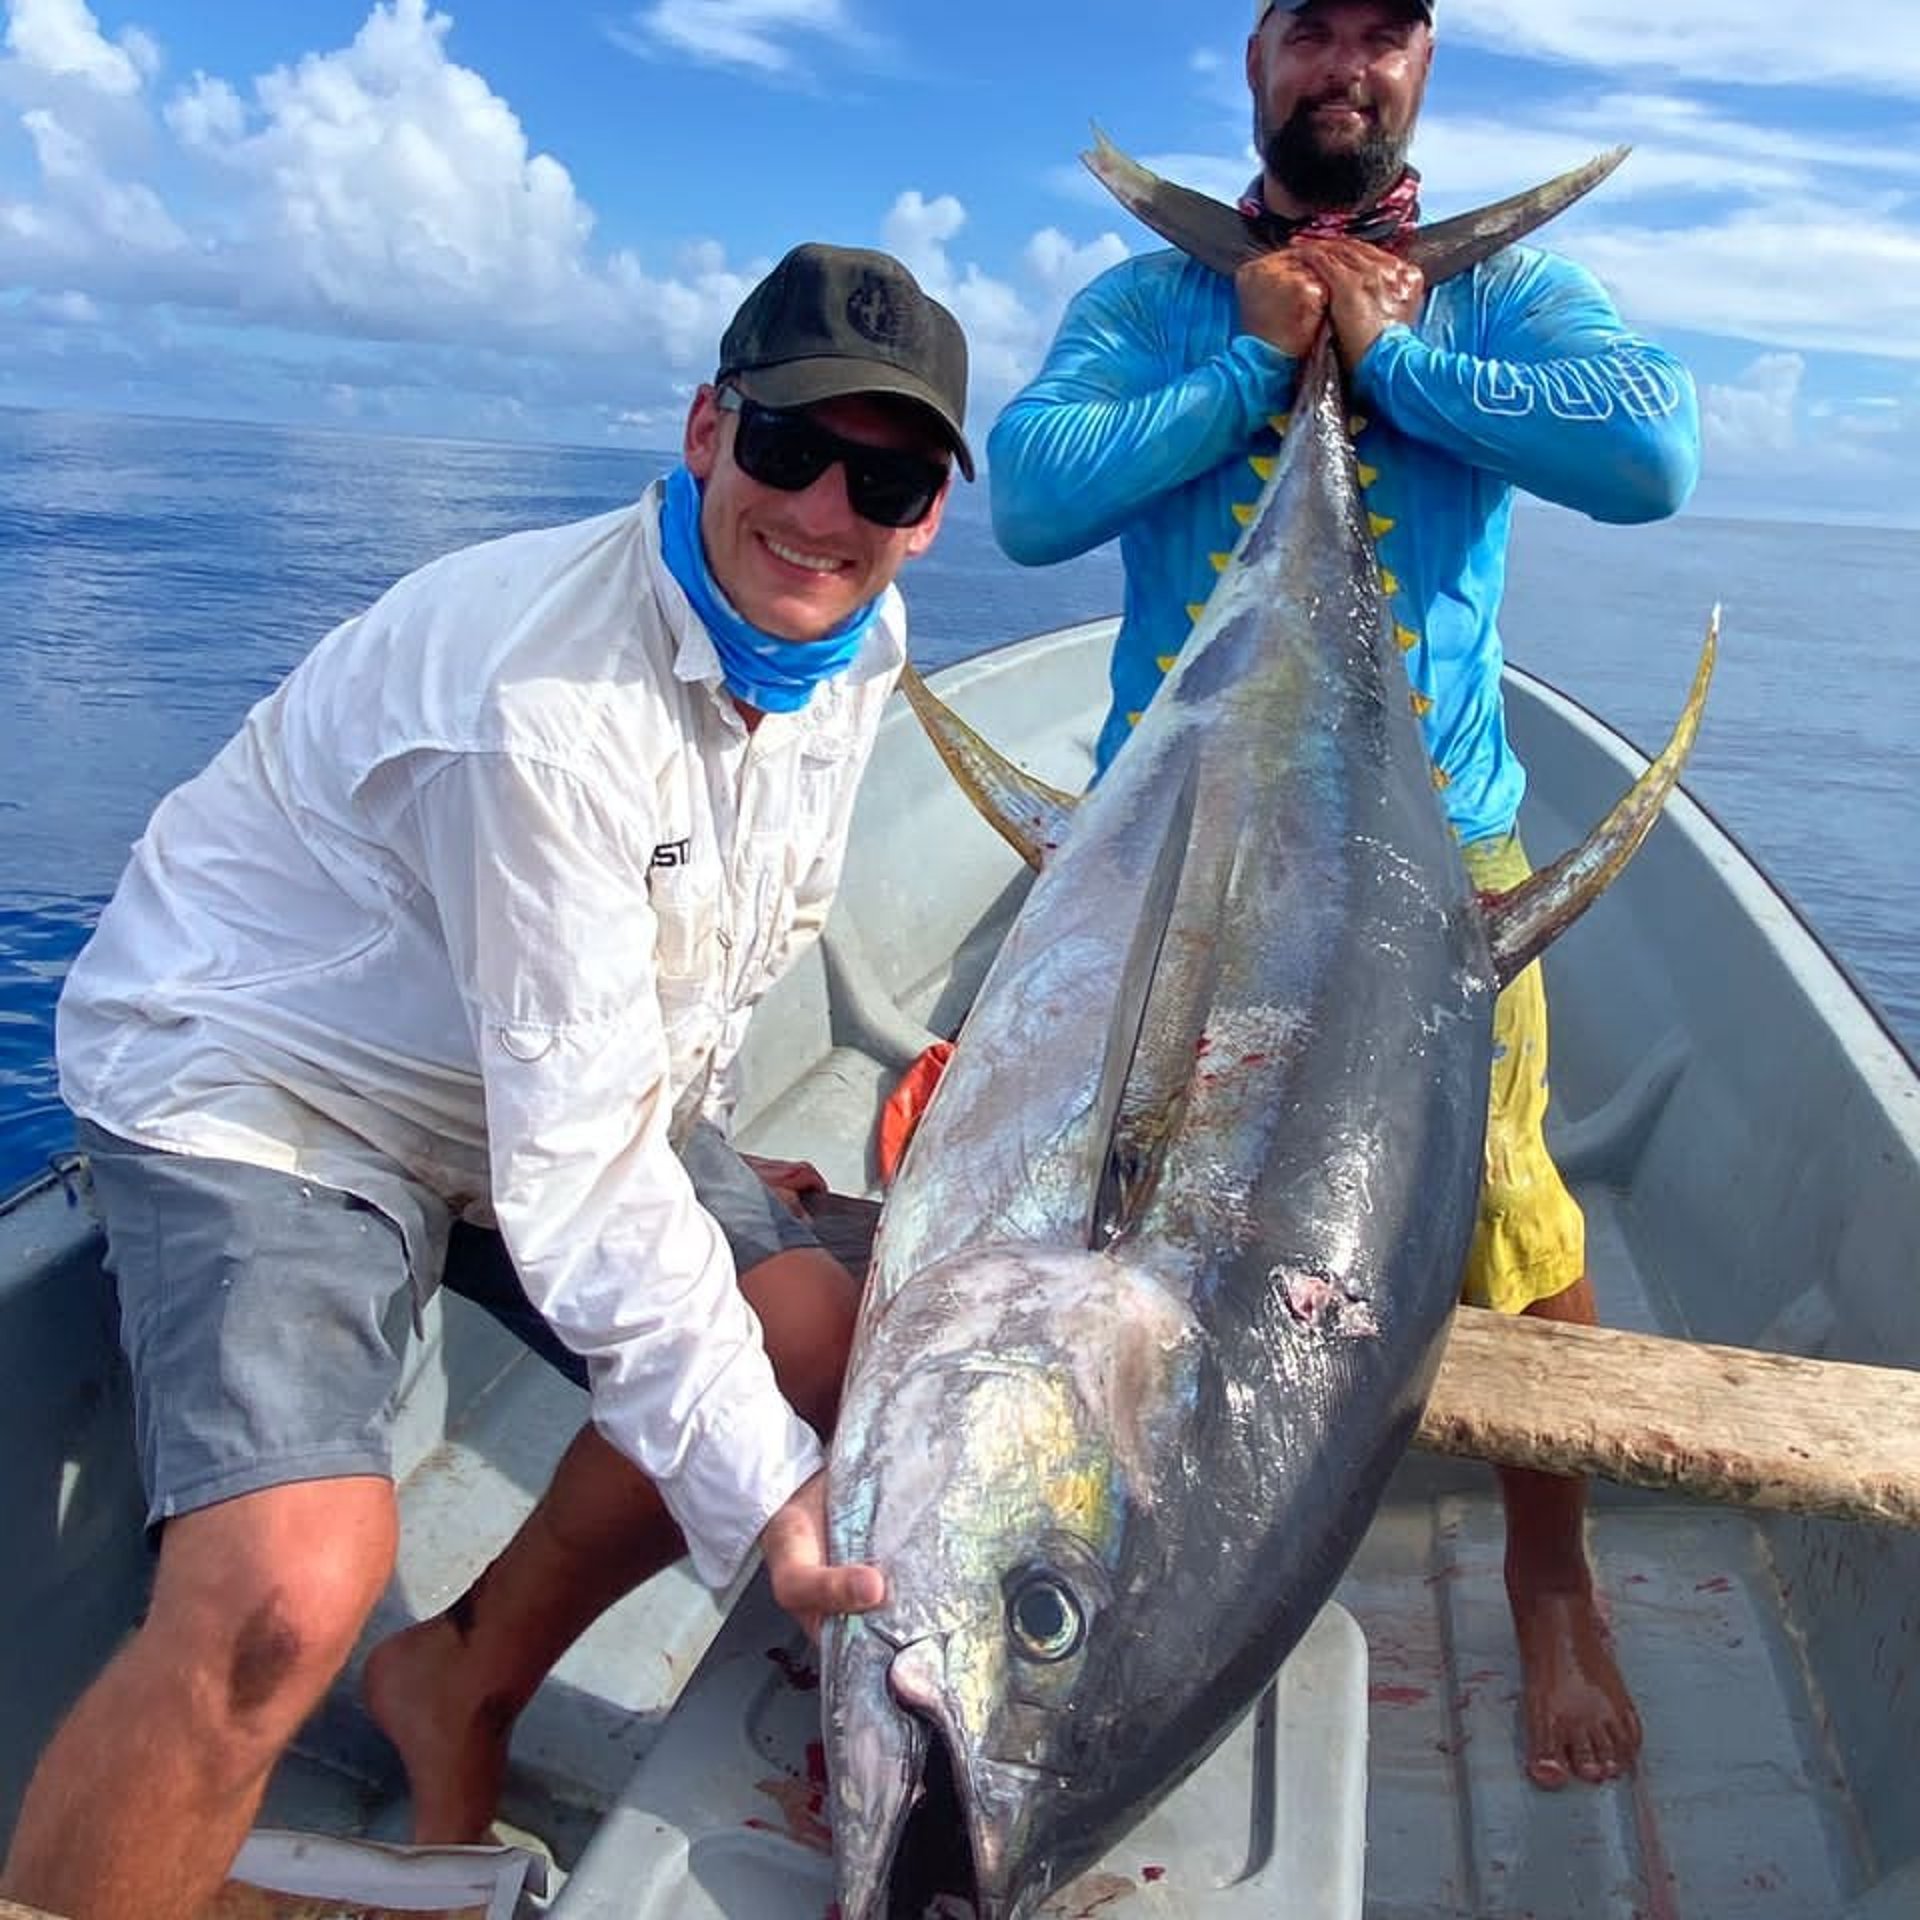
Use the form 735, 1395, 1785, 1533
2, 0, 1917, 522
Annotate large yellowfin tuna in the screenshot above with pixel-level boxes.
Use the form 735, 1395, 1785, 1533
823, 142, 1715, 1920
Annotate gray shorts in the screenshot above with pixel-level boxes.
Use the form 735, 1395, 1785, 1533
77, 1118, 822, 1528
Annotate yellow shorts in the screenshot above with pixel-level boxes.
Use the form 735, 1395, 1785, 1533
1458, 834, 1587, 1316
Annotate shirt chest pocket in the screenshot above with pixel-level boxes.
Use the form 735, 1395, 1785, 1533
646, 857, 721, 983
787, 732, 850, 848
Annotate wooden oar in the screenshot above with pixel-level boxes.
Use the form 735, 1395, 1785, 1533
804, 1193, 1920, 1530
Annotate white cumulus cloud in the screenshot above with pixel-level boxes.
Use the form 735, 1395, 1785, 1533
4, 0, 154, 96
1704, 352, 1803, 459
879, 189, 1128, 408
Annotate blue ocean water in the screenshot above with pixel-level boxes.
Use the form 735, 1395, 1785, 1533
2, 405, 1915, 1195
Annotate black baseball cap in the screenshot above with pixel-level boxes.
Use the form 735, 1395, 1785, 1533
718, 244, 975, 481
1256, 1, 1434, 22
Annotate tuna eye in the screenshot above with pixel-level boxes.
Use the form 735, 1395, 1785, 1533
1007, 1574, 1084, 1663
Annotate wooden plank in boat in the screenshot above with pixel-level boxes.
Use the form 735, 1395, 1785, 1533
804, 1193, 1920, 1530
1426, 1306, 1920, 1529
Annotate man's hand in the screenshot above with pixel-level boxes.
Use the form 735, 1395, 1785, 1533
743, 1152, 827, 1220
1235, 250, 1331, 360
1289, 236, 1426, 370
760, 1470, 885, 1643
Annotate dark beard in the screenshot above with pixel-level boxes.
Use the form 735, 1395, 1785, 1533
1262, 100, 1408, 212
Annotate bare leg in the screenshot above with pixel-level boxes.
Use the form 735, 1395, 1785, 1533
0, 1477, 397, 1920
365, 1244, 858, 1843
1500, 1275, 1643, 1789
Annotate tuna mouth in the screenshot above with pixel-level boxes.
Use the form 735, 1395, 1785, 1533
882, 1715, 985, 1918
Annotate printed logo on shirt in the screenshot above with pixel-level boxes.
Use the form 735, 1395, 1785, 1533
651, 838, 693, 870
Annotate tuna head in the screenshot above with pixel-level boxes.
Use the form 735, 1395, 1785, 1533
824, 1245, 1203, 1920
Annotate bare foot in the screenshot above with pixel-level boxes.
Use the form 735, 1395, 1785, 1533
363, 1614, 519, 1843
1509, 1580, 1642, 1789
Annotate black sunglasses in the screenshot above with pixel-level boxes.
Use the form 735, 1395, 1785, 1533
716, 388, 949, 529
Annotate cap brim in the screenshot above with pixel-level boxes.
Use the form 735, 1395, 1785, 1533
732, 356, 976, 482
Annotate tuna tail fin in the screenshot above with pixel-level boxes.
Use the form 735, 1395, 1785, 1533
1401, 149, 1630, 283
1081, 127, 1268, 277
1482, 609, 1719, 987
899, 660, 1081, 870
1081, 128, 1629, 289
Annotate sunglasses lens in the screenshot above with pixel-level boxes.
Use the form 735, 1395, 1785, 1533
845, 455, 943, 529
728, 395, 944, 528
733, 405, 833, 493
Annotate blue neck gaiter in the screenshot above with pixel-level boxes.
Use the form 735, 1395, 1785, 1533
658, 465, 880, 715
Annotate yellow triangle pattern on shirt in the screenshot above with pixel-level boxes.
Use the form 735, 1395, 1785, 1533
1397, 625, 1421, 654
1411, 692, 1435, 718
1357, 464, 1380, 489
1233, 503, 1257, 528
1349, 414, 1369, 436
1159, 655, 1180, 673
1211, 552, 1232, 574
1185, 606, 1207, 627
1128, 712, 1144, 729
1381, 569, 1400, 596
1269, 413, 1291, 436
1370, 514, 1396, 539
1249, 455, 1276, 482
1431, 767, 1452, 792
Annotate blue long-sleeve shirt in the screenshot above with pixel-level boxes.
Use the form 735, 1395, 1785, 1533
989, 243, 1700, 843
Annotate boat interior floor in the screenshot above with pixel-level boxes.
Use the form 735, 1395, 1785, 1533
254, 1171, 1881, 1920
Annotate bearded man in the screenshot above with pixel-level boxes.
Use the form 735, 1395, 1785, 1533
988, 0, 1700, 1790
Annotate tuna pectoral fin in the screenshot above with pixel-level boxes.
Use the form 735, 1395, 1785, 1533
1081, 132, 1628, 292
900, 660, 1080, 871
1482, 609, 1719, 987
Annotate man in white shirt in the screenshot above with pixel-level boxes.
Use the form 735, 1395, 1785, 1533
3, 242, 972, 1920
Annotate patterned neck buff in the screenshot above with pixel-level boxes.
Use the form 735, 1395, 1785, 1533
658, 465, 881, 716
1238, 167, 1424, 247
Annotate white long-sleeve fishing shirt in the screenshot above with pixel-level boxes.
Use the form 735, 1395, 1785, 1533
57, 478, 905, 1587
